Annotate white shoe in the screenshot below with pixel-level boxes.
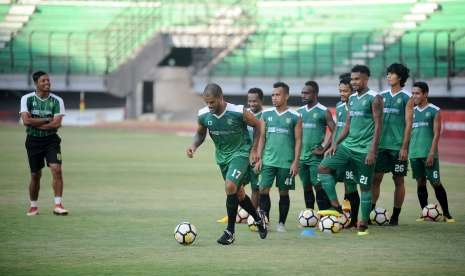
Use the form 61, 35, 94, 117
276, 222, 286, 233
53, 204, 69, 215
27, 207, 39, 216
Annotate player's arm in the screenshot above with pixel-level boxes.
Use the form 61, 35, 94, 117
255, 118, 266, 173
20, 112, 50, 127
314, 109, 336, 155
366, 95, 384, 165
186, 123, 207, 158
427, 111, 441, 167
37, 115, 63, 129
290, 117, 302, 177
399, 98, 414, 161
243, 109, 262, 164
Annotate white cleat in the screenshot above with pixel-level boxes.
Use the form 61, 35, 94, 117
27, 207, 39, 216
276, 222, 287, 233
53, 204, 69, 216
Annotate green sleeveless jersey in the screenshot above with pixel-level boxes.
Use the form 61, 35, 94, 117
342, 90, 378, 153
335, 101, 348, 142
19, 92, 66, 137
247, 109, 262, 142
198, 103, 251, 165
409, 104, 440, 159
297, 103, 328, 161
261, 108, 300, 169
379, 89, 411, 150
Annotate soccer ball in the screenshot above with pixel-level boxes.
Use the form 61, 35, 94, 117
247, 215, 258, 232
370, 207, 390, 225
298, 209, 318, 227
236, 206, 249, 223
174, 222, 198, 245
318, 215, 342, 233
422, 203, 443, 221
338, 211, 352, 228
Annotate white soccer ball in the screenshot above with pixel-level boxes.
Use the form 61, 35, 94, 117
174, 222, 198, 245
236, 206, 249, 223
318, 215, 342, 233
338, 211, 352, 228
298, 209, 318, 227
422, 203, 443, 222
370, 207, 390, 225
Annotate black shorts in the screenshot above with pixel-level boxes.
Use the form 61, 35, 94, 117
25, 134, 62, 173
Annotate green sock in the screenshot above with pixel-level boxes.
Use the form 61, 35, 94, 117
360, 189, 372, 223
318, 173, 337, 201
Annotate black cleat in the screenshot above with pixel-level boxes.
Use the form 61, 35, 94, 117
387, 218, 399, 226
257, 210, 268, 239
217, 230, 235, 245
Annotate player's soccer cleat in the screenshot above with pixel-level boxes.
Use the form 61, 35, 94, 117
357, 223, 369, 236
27, 207, 39, 216
257, 210, 268, 239
342, 199, 351, 212
276, 222, 286, 233
217, 230, 235, 245
53, 204, 68, 216
216, 215, 228, 224
444, 215, 456, 223
318, 209, 342, 217
415, 217, 425, 222
387, 218, 399, 226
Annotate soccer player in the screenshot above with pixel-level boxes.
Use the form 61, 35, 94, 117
334, 75, 359, 228
409, 82, 454, 223
296, 81, 334, 211
318, 65, 383, 236
19, 71, 68, 216
216, 87, 264, 224
255, 82, 302, 233
186, 83, 267, 245
371, 63, 413, 226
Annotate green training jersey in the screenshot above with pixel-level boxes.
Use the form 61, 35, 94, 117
379, 89, 411, 150
409, 103, 440, 159
335, 101, 348, 142
342, 90, 378, 153
198, 103, 251, 165
261, 107, 300, 169
19, 92, 66, 137
247, 109, 262, 143
297, 103, 328, 161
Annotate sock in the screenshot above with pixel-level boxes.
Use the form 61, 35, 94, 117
278, 194, 290, 224
54, 197, 62, 205
345, 191, 360, 223
259, 193, 271, 219
304, 188, 315, 209
417, 185, 428, 209
239, 195, 259, 222
433, 184, 451, 218
371, 203, 376, 211
391, 207, 401, 221
30, 201, 38, 208
315, 185, 332, 210
360, 189, 372, 223
318, 173, 337, 205
226, 194, 239, 233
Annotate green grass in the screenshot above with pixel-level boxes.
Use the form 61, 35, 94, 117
1, 125, 465, 276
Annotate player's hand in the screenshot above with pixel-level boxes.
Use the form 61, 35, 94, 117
365, 150, 376, 165
290, 161, 299, 177
324, 144, 337, 157
398, 147, 408, 161
186, 146, 196, 158
312, 146, 325, 156
254, 160, 262, 173
426, 153, 434, 167
249, 149, 260, 165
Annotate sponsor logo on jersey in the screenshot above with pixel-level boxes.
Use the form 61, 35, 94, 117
268, 127, 289, 134
303, 123, 316, 129
412, 121, 429, 128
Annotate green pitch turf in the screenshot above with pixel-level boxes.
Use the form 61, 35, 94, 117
1, 125, 464, 276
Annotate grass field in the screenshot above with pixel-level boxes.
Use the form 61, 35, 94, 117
1, 125, 464, 276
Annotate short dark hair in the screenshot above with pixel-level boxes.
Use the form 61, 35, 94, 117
339, 77, 352, 88
351, 65, 370, 77
32, 71, 47, 83
387, 63, 410, 87
304, 80, 319, 94
339, 72, 351, 81
248, 87, 264, 101
203, 83, 223, 98
273, 81, 289, 94
413, 81, 429, 94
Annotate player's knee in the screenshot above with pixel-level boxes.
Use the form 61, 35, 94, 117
416, 177, 427, 187
237, 187, 246, 200
225, 181, 237, 194
279, 190, 289, 197
50, 164, 62, 176
31, 171, 42, 181
393, 175, 404, 186
318, 165, 331, 174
